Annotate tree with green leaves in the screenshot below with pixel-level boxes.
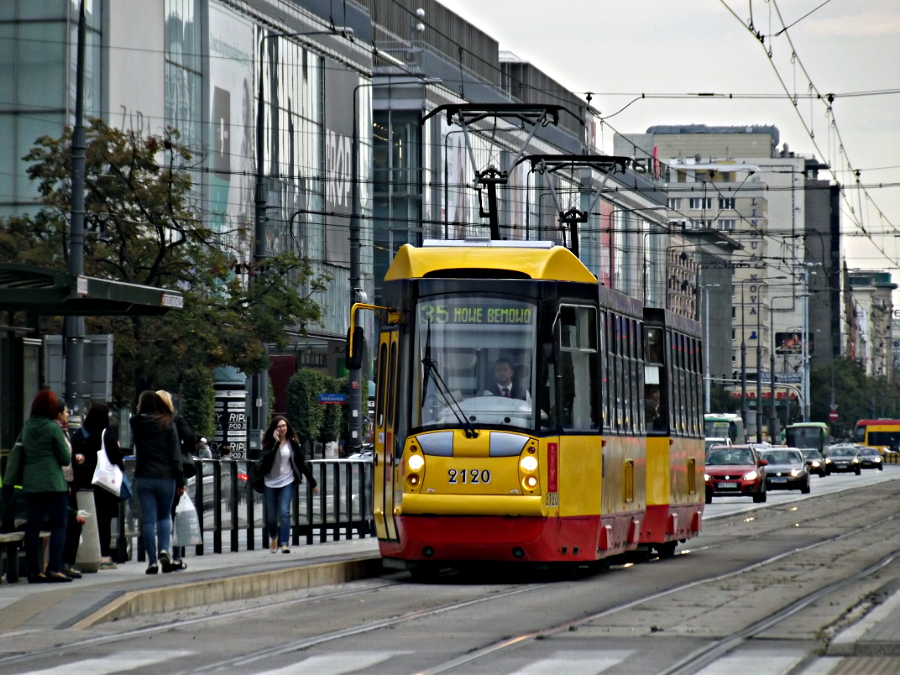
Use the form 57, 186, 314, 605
0, 120, 325, 408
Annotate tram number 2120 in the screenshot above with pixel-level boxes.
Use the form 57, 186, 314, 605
448, 469, 492, 484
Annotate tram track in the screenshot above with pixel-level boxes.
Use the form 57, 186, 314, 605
413, 513, 899, 674
1, 485, 896, 673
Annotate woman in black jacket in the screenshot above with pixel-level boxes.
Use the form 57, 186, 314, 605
130, 391, 184, 574
72, 402, 124, 569
257, 416, 317, 553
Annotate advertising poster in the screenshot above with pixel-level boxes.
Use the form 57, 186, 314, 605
208, 3, 255, 262
212, 389, 248, 459
775, 332, 815, 355
324, 60, 360, 267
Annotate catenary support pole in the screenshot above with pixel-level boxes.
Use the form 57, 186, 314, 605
64, 0, 87, 426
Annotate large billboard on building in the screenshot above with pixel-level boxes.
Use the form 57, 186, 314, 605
324, 59, 360, 267
208, 2, 255, 263
775, 331, 815, 355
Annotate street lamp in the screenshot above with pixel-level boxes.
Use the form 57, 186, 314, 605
347, 75, 442, 452
699, 283, 720, 413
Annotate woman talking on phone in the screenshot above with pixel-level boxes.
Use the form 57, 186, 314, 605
257, 416, 317, 553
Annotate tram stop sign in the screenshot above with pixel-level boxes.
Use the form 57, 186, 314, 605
828, 410, 839, 422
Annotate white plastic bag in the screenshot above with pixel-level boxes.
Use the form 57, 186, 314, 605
173, 492, 201, 547
91, 430, 124, 497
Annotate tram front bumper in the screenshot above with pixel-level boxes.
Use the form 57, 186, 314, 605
400, 493, 545, 517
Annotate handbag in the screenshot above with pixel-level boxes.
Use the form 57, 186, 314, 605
92, 429, 124, 497
119, 472, 132, 503
3, 437, 24, 487
173, 492, 201, 546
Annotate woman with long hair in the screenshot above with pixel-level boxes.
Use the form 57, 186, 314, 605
19, 390, 72, 582
155, 390, 192, 571
257, 415, 317, 553
130, 390, 184, 574
72, 402, 123, 568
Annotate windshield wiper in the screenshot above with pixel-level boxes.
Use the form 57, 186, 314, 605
421, 320, 478, 438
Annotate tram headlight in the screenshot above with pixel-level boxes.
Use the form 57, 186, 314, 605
520, 456, 538, 473
524, 475, 538, 489
743, 470, 758, 481
408, 474, 420, 486
408, 454, 425, 472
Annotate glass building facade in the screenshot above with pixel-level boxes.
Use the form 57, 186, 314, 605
0, 0, 102, 216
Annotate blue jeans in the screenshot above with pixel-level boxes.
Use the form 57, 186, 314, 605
25, 492, 67, 577
264, 482, 295, 546
136, 477, 176, 562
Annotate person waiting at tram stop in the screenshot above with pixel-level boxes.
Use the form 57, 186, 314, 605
484, 358, 531, 402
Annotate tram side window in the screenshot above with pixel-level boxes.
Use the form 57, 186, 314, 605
600, 311, 609, 431
694, 340, 703, 438
376, 342, 388, 428
678, 335, 688, 434
387, 342, 398, 428
615, 316, 624, 432
622, 318, 632, 433
644, 326, 666, 434
636, 321, 645, 434
666, 331, 676, 433
559, 305, 599, 431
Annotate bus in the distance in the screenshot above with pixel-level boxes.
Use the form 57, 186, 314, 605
854, 419, 900, 452
704, 413, 746, 446
785, 422, 829, 454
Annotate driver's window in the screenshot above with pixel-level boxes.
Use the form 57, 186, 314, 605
559, 304, 599, 431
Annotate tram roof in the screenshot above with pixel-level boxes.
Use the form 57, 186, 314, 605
385, 241, 597, 284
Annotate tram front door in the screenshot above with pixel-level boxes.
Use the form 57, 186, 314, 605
374, 329, 399, 541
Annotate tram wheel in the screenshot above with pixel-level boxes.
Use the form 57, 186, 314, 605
656, 542, 677, 559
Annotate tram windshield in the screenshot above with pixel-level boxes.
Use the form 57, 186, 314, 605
414, 295, 537, 431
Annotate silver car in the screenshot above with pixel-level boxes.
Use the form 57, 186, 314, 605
761, 448, 811, 493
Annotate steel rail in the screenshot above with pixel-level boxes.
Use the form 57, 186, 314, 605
413, 515, 897, 674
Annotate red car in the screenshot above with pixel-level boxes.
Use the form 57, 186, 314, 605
705, 445, 769, 504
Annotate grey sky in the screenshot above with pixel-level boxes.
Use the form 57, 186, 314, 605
436, 0, 900, 275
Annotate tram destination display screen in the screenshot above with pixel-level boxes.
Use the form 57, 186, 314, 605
418, 301, 535, 326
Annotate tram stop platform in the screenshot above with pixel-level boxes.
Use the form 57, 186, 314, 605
0, 538, 381, 634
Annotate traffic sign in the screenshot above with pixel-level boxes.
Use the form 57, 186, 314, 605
828, 410, 839, 422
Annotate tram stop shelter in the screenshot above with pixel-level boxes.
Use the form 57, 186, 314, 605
0, 263, 183, 450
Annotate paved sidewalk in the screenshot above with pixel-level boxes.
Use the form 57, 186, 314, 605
0, 537, 381, 633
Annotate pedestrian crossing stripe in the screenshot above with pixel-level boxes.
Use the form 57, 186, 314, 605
17, 650, 194, 675
509, 650, 634, 675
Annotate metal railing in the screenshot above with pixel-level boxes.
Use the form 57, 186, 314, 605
116, 458, 375, 563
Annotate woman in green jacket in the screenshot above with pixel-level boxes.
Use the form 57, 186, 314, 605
17, 390, 72, 582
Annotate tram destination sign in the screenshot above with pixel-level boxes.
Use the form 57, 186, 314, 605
419, 302, 534, 325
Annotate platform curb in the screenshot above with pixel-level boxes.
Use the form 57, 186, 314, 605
70, 556, 383, 630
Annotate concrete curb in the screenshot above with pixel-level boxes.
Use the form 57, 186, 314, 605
70, 556, 384, 630
828, 588, 900, 656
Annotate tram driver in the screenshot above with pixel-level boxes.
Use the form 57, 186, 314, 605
483, 358, 532, 403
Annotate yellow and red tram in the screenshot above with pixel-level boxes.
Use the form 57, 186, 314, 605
357, 240, 703, 573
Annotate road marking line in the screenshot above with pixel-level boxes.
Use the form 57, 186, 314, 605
509, 650, 633, 675
696, 649, 806, 675
256, 651, 410, 674
17, 650, 194, 675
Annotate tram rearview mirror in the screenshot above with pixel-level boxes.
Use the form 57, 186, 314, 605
345, 326, 365, 370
